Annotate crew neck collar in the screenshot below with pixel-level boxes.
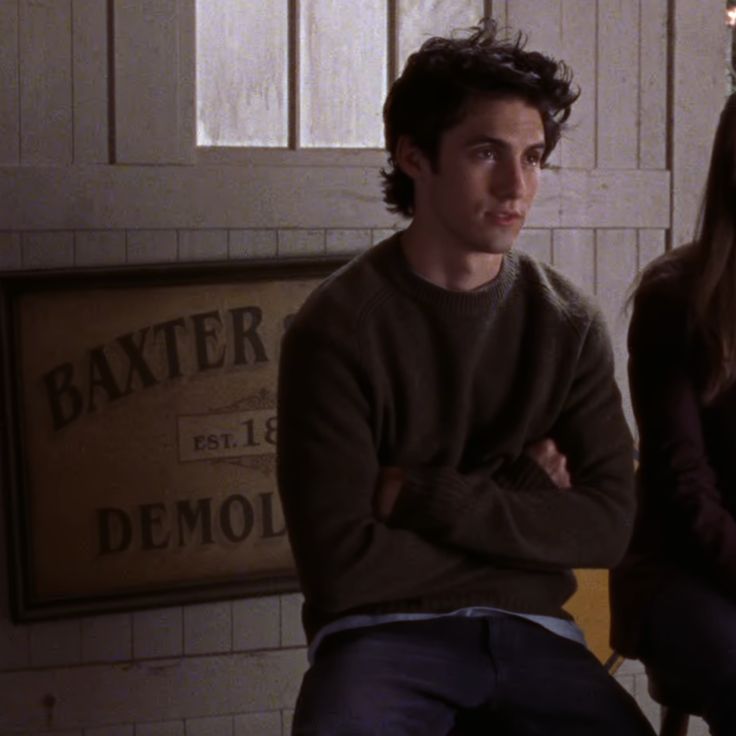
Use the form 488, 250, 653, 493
377, 233, 519, 316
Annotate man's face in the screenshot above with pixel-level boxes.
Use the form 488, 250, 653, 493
411, 95, 546, 257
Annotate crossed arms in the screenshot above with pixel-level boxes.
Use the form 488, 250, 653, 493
276, 311, 635, 614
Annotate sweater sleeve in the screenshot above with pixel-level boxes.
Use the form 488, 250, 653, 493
277, 319, 490, 615
627, 280, 736, 590
388, 310, 636, 570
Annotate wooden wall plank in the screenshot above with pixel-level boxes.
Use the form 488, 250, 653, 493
396, 0, 484, 74
671, 0, 726, 248
177, 0, 195, 158
0, 166, 670, 231
506, 0, 562, 59
556, 169, 669, 228
639, 0, 667, 169
19, 0, 73, 164
595, 228, 638, 323
637, 228, 666, 271
0, 0, 20, 164
490, 0, 507, 28
552, 228, 595, 293
507, 0, 562, 167
530, 170, 563, 228
560, 0, 596, 168
516, 229, 552, 264
595, 228, 638, 427
597, 0, 639, 168
114, 0, 193, 163
73, 0, 108, 163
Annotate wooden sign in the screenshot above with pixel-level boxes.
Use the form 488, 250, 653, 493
1, 258, 345, 620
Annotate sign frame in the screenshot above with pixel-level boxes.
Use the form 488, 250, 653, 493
1, 256, 346, 621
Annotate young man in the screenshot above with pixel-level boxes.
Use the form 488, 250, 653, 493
277, 21, 654, 735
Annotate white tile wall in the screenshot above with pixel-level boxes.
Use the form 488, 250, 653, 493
279, 595, 306, 649
632, 671, 661, 730
85, 726, 134, 736
0, 617, 30, 670
233, 711, 281, 736
81, 613, 132, 664
325, 229, 371, 255
614, 657, 645, 676
133, 607, 183, 659
689, 716, 710, 735
371, 228, 398, 245
615, 672, 635, 697
281, 709, 294, 735
178, 229, 228, 261
184, 714, 233, 736
614, 660, 712, 734
232, 597, 280, 652
22, 231, 74, 269
0, 231, 22, 270
229, 230, 278, 260
277, 230, 325, 258
75, 231, 126, 267
136, 720, 185, 736
126, 230, 178, 264
184, 602, 232, 655
0, 650, 306, 728
29, 619, 81, 668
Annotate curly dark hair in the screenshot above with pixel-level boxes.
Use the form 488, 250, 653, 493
381, 19, 580, 217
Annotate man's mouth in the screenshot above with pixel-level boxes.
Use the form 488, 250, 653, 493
486, 211, 523, 226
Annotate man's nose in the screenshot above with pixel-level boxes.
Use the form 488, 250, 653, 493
493, 159, 525, 199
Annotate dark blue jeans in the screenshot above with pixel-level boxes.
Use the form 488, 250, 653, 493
292, 615, 654, 735
639, 573, 736, 736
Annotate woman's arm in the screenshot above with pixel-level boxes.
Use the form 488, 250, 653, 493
629, 279, 736, 590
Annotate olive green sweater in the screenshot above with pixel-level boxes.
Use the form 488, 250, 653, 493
277, 234, 635, 642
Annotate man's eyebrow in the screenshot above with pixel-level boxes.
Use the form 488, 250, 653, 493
464, 136, 546, 151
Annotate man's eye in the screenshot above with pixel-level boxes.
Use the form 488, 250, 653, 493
477, 149, 497, 160
525, 152, 543, 166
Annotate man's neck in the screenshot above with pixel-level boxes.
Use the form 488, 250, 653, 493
400, 222, 504, 292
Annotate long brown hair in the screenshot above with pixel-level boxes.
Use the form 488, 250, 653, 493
638, 93, 736, 403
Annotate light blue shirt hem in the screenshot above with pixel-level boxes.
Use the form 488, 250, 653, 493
307, 607, 586, 664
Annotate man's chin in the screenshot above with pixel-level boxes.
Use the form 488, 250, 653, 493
478, 238, 516, 255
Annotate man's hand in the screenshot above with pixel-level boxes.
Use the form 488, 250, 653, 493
374, 467, 406, 519
525, 438, 571, 488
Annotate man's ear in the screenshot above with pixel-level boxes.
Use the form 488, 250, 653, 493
395, 136, 429, 180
